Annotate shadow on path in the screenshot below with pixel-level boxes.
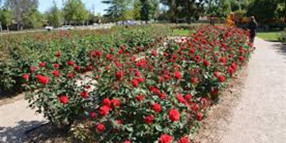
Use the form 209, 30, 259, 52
0, 120, 46, 143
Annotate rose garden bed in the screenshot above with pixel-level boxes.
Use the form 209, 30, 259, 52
1, 25, 254, 143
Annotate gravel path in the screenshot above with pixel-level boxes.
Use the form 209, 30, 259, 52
221, 38, 286, 143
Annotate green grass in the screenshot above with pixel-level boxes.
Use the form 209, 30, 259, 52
173, 29, 190, 36
257, 31, 282, 41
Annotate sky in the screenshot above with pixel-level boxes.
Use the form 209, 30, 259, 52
38, 0, 109, 15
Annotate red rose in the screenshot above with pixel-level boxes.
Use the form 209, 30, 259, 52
191, 77, 199, 84
177, 136, 189, 143
122, 140, 131, 143
184, 94, 192, 101
210, 88, 219, 96
176, 94, 187, 104
151, 50, 158, 56
151, 103, 161, 112
39, 62, 46, 68
137, 77, 144, 83
196, 112, 204, 121
159, 134, 173, 143
99, 105, 110, 116
53, 63, 60, 69
144, 115, 154, 124
52, 70, 59, 77
30, 66, 36, 72
159, 93, 166, 100
74, 66, 81, 72
67, 73, 74, 79
111, 99, 121, 107
168, 109, 180, 122
36, 75, 49, 85
131, 79, 139, 87
174, 71, 182, 80
203, 60, 210, 67
106, 54, 113, 61
190, 103, 199, 111
116, 71, 124, 80
22, 73, 29, 80
136, 95, 144, 102
59, 95, 68, 104
135, 70, 141, 77
80, 90, 89, 98
116, 119, 123, 124
102, 98, 111, 107
218, 75, 226, 82
158, 76, 164, 82
54, 51, 61, 57
219, 57, 227, 63
213, 71, 219, 77
164, 74, 171, 80
96, 123, 105, 133
90, 112, 96, 118
68, 61, 75, 66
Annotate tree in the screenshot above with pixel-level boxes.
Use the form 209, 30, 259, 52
206, 0, 231, 18
247, 0, 282, 23
4, 0, 39, 30
23, 6, 43, 28
0, 9, 12, 30
63, 0, 89, 25
139, 0, 159, 23
160, 0, 206, 23
102, 0, 129, 22
47, 1, 62, 27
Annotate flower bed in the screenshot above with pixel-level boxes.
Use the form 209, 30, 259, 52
22, 25, 253, 142
0, 25, 171, 93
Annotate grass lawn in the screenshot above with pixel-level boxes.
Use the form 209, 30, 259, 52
257, 31, 281, 41
173, 29, 190, 36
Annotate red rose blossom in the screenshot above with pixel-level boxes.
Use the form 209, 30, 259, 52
218, 75, 226, 82
67, 73, 74, 79
136, 95, 144, 102
196, 112, 204, 121
168, 109, 180, 122
99, 105, 110, 116
39, 62, 46, 67
96, 123, 105, 133
80, 90, 89, 98
131, 79, 139, 87
102, 98, 111, 107
59, 95, 68, 104
159, 134, 173, 143
90, 112, 96, 118
151, 103, 162, 112
22, 73, 29, 80
144, 115, 154, 124
30, 66, 36, 72
54, 51, 61, 57
177, 136, 189, 143
111, 99, 121, 107
122, 140, 131, 143
184, 94, 192, 101
36, 75, 49, 85
53, 63, 60, 69
68, 61, 75, 66
52, 70, 59, 77
174, 71, 182, 80
74, 66, 81, 72
116, 71, 124, 80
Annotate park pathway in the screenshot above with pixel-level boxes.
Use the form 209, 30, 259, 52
220, 38, 286, 143
0, 95, 47, 143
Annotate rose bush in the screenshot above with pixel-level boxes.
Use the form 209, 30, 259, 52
21, 25, 254, 142
0, 25, 171, 94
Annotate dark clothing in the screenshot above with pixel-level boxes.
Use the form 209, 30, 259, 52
248, 21, 258, 43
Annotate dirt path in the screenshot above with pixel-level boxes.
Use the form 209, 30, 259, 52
194, 38, 286, 143
0, 95, 46, 143
221, 38, 286, 143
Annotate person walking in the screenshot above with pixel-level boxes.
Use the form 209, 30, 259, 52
248, 16, 258, 43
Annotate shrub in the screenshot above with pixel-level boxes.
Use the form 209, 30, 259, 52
0, 25, 171, 93
23, 25, 254, 142
279, 28, 286, 43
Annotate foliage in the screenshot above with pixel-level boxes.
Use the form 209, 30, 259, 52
102, 0, 129, 22
46, 1, 62, 27
63, 0, 89, 24
20, 25, 253, 142
0, 9, 12, 29
23, 6, 43, 28
279, 28, 286, 43
0, 25, 171, 93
